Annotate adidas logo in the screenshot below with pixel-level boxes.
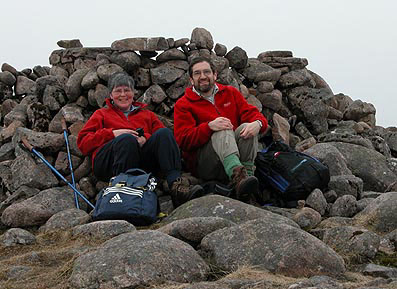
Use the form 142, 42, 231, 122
109, 193, 123, 203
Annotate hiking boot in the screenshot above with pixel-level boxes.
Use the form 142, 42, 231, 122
231, 166, 259, 202
170, 177, 204, 208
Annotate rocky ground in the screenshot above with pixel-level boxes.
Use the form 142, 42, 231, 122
1, 194, 397, 288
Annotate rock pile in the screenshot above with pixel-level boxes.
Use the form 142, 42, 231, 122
0, 28, 396, 288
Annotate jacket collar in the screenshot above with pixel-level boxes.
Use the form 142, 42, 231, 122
185, 82, 226, 101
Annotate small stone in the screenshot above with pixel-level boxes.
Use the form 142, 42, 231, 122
57, 39, 83, 48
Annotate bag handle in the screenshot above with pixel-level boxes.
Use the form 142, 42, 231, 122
124, 168, 148, 176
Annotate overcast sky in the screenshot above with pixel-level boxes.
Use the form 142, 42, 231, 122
1, 0, 395, 127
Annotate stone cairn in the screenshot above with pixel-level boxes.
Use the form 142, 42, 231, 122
1, 27, 397, 215
1, 27, 397, 288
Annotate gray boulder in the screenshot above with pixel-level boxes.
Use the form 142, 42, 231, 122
295, 122, 316, 139
165, 195, 298, 227
304, 143, 352, 176
3, 104, 28, 127
330, 195, 357, 217
323, 226, 380, 260
217, 68, 240, 88
166, 73, 190, 100
0, 82, 13, 100
256, 89, 282, 111
0, 120, 23, 144
72, 220, 136, 239
0, 71, 16, 86
225, 46, 248, 70
150, 65, 185, 85
328, 175, 363, 198
96, 64, 123, 82
158, 216, 236, 246
65, 69, 89, 102
344, 100, 376, 126
42, 85, 67, 111
33, 65, 48, 78
89, 83, 109, 108
305, 188, 328, 216
133, 67, 151, 87
356, 198, 374, 212
57, 39, 83, 48
200, 218, 345, 277
0, 142, 14, 162
210, 54, 229, 74
214, 43, 227, 56
1, 228, 36, 246
111, 37, 169, 51
360, 263, 397, 279
49, 66, 69, 78
241, 59, 281, 83
14, 127, 65, 152
15, 76, 36, 96
278, 69, 315, 88
190, 27, 214, 50
10, 154, 59, 191
110, 51, 141, 74
156, 48, 187, 62
292, 207, 322, 230
331, 142, 397, 192
354, 192, 397, 234
143, 84, 167, 104
39, 208, 90, 233
174, 38, 189, 48
1, 186, 78, 227
384, 130, 397, 153
318, 132, 374, 149
69, 230, 209, 288
285, 87, 333, 134
81, 70, 99, 90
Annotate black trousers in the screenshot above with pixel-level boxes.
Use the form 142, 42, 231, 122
94, 128, 182, 184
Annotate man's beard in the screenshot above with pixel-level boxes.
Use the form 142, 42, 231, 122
195, 80, 214, 94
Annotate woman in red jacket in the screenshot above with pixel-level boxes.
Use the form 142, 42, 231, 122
77, 72, 203, 207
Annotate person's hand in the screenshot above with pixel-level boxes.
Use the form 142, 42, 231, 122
240, 121, 261, 139
112, 129, 137, 137
208, 117, 233, 131
113, 129, 146, 147
137, 136, 146, 147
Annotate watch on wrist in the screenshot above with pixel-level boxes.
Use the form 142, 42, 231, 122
256, 120, 263, 128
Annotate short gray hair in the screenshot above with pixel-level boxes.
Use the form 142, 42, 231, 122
107, 72, 135, 92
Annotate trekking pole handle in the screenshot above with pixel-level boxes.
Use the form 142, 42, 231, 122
61, 117, 67, 131
21, 137, 33, 152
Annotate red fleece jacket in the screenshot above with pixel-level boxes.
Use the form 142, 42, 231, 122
77, 98, 164, 166
174, 83, 268, 172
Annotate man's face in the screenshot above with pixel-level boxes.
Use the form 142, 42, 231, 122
110, 85, 134, 112
190, 61, 217, 95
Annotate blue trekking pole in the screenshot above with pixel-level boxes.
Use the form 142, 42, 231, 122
61, 118, 79, 209
21, 137, 95, 209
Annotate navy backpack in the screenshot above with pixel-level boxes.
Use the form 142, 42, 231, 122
92, 168, 158, 226
254, 141, 330, 207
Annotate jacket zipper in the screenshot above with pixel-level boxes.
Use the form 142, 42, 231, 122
202, 96, 221, 115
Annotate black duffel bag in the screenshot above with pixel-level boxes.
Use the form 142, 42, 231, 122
254, 141, 330, 207
92, 168, 158, 226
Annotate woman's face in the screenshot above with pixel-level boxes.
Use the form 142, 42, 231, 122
110, 85, 134, 112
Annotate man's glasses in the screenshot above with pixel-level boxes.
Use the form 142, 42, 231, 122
192, 69, 212, 78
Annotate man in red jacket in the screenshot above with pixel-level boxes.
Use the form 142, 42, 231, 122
174, 57, 268, 202
78, 72, 203, 207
